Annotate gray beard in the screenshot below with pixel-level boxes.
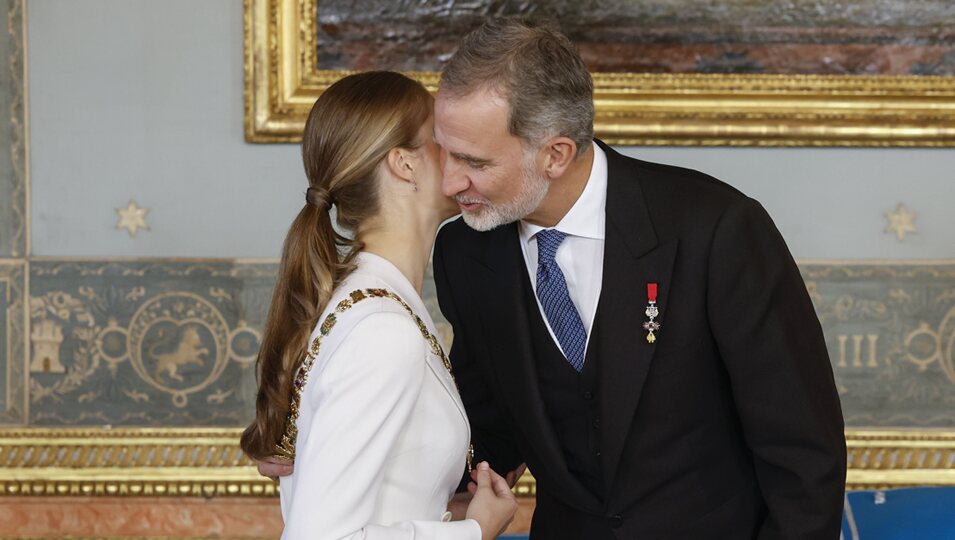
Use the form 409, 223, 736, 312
460, 161, 549, 232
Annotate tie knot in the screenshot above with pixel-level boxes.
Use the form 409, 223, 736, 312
536, 229, 567, 263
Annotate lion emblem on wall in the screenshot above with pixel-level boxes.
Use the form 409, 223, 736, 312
147, 325, 210, 383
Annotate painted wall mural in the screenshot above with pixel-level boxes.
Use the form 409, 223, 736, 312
21, 259, 450, 427
27, 261, 274, 426
1, 259, 947, 428
804, 263, 955, 427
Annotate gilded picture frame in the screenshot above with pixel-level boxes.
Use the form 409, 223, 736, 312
244, 0, 955, 146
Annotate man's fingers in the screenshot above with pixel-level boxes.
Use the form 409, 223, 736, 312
467, 481, 477, 495
505, 463, 527, 487
490, 469, 515, 498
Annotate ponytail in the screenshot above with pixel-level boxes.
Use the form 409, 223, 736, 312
240, 71, 432, 461
241, 202, 335, 459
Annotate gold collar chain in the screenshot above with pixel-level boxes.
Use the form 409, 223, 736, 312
274, 288, 467, 466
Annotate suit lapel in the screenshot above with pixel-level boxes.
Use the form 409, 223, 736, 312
594, 142, 679, 492
468, 224, 603, 513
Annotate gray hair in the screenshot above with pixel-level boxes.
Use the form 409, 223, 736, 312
440, 18, 594, 158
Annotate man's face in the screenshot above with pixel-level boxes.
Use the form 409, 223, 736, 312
434, 87, 549, 231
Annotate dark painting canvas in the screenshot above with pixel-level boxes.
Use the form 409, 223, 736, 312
316, 0, 955, 75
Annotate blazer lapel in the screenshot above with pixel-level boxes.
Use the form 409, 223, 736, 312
595, 143, 679, 493
468, 224, 603, 514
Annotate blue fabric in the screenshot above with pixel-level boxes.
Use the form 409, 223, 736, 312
535, 229, 587, 371
842, 487, 955, 539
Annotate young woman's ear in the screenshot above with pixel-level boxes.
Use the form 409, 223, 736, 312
386, 147, 417, 183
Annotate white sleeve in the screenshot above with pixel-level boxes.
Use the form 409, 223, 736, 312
281, 311, 482, 540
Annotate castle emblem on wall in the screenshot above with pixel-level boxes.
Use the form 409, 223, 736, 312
30, 319, 65, 373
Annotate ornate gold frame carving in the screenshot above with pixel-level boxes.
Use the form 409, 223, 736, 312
244, 0, 955, 147
1, 428, 952, 497
0, 428, 275, 497
846, 431, 955, 488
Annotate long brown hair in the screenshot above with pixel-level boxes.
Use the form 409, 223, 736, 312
240, 71, 433, 460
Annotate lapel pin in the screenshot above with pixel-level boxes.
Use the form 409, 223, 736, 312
643, 283, 660, 343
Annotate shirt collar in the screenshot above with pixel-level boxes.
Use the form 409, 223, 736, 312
519, 142, 607, 244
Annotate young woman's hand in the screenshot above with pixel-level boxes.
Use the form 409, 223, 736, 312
255, 457, 294, 481
449, 462, 525, 521
466, 461, 518, 540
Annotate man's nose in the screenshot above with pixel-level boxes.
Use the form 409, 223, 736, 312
441, 158, 467, 198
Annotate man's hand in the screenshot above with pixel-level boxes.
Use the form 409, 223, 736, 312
448, 462, 527, 520
256, 457, 294, 481
504, 463, 527, 488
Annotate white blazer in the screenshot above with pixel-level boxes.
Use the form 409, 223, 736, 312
279, 252, 481, 540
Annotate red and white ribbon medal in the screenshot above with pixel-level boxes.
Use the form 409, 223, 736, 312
642, 283, 660, 343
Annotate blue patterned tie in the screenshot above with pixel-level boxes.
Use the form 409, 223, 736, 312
535, 229, 587, 371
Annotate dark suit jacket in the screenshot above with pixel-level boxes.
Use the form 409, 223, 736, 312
433, 141, 847, 539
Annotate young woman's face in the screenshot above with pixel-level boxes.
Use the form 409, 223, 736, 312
414, 113, 460, 221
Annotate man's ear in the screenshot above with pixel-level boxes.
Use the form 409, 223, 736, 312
385, 147, 417, 184
542, 136, 578, 179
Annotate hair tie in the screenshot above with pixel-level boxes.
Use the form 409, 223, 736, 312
306, 187, 333, 210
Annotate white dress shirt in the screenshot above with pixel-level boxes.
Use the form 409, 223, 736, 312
279, 252, 481, 540
518, 143, 607, 358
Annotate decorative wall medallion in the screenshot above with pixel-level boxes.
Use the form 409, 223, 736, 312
884, 203, 917, 242
127, 292, 230, 408
228, 320, 261, 364
115, 200, 150, 237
